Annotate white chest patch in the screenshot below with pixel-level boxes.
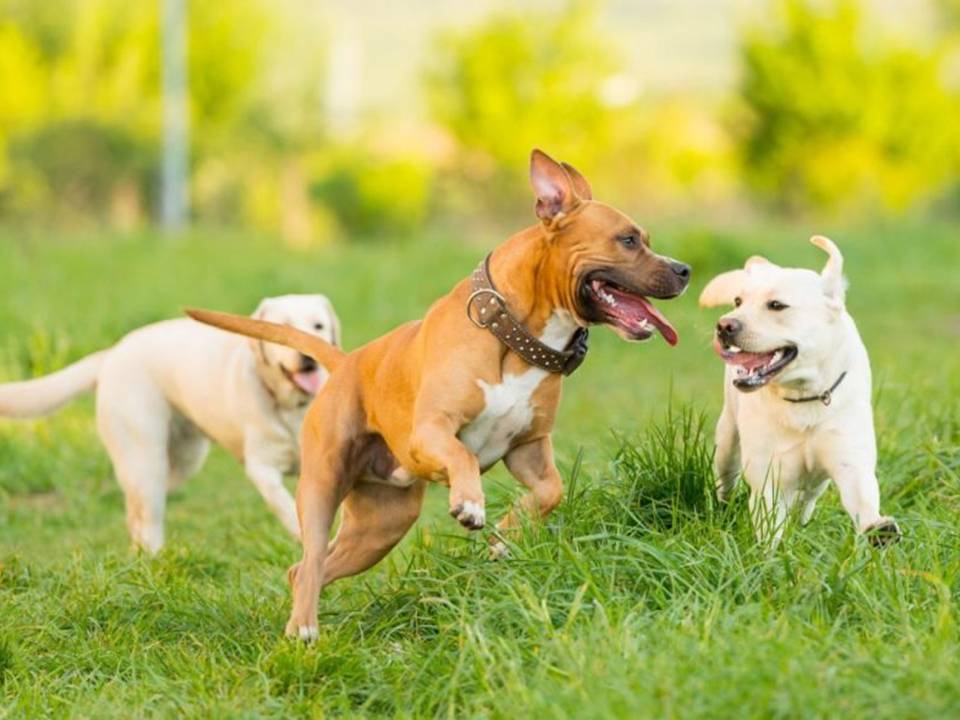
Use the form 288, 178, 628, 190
458, 310, 577, 469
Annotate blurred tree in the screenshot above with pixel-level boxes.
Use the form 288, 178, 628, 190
425, 0, 622, 210
738, 0, 960, 213
0, 0, 328, 236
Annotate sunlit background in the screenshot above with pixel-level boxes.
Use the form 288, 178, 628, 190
1, 0, 958, 243
3, 4, 960, 714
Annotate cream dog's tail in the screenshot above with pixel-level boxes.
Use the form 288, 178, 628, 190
0, 351, 107, 418
186, 308, 346, 371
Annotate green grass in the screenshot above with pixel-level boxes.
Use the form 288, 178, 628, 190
1, 220, 958, 717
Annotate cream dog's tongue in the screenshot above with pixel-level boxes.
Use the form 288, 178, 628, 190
711, 338, 773, 370
294, 369, 321, 395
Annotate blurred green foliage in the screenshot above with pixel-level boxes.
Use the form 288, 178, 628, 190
738, 0, 960, 212
0, 0, 958, 236
310, 147, 434, 238
426, 2, 619, 197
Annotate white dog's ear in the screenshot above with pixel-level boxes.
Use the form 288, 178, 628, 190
745, 255, 777, 270
699, 270, 747, 308
251, 298, 272, 321
320, 295, 342, 347
810, 235, 845, 303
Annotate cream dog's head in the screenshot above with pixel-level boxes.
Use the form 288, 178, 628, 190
250, 294, 340, 406
699, 236, 847, 392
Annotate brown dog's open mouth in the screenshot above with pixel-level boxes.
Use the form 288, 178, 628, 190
714, 339, 797, 390
583, 276, 678, 345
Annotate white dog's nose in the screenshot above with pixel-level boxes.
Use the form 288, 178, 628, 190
717, 317, 742, 343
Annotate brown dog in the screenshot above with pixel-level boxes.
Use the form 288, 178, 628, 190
188, 150, 690, 639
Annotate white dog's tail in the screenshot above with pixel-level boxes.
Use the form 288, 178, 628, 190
0, 351, 106, 418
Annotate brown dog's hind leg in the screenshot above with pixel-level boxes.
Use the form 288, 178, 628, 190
285, 446, 347, 642
320, 479, 427, 588
494, 436, 564, 554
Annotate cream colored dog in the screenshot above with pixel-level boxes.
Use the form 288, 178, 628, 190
699, 236, 900, 546
0, 294, 339, 552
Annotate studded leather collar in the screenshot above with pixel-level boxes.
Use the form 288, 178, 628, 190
466, 253, 589, 376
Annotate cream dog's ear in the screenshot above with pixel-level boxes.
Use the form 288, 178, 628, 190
745, 255, 777, 270
699, 269, 747, 308
810, 235, 845, 303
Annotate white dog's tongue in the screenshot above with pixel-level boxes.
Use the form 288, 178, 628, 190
293, 369, 321, 395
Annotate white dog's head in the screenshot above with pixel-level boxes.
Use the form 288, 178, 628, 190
699, 236, 847, 392
250, 294, 341, 407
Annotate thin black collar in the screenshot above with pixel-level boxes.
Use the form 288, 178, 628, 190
783, 371, 847, 406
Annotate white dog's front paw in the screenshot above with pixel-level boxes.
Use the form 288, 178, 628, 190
450, 500, 485, 530
865, 518, 901, 548
489, 540, 510, 560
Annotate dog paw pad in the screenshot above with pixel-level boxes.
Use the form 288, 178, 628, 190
450, 501, 485, 530
489, 540, 510, 560
297, 625, 319, 642
867, 519, 902, 548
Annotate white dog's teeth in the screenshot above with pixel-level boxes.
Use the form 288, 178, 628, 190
771, 350, 782, 364
728, 345, 741, 353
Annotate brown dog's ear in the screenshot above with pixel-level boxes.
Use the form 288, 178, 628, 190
699, 269, 748, 308
560, 161, 593, 201
530, 149, 578, 222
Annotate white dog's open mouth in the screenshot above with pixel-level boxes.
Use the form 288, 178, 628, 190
713, 339, 798, 391
281, 365, 322, 395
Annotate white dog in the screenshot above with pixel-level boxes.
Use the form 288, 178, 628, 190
699, 236, 900, 546
0, 294, 340, 553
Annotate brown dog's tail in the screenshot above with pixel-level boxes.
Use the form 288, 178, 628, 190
186, 308, 346, 371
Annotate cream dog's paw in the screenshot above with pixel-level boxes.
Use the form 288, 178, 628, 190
489, 540, 510, 560
866, 518, 901, 548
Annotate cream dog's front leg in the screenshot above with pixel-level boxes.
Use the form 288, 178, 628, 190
744, 458, 798, 548
244, 453, 300, 538
819, 443, 900, 546
714, 402, 741, 502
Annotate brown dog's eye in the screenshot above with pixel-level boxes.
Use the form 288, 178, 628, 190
734, 297, 742, 308
767, 300, 787, 311
618, 234, 639, 249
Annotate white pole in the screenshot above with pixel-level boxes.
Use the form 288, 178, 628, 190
161, 0, 188, 230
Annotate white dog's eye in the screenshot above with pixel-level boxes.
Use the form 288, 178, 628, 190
734, 297, 742, 308
314, 322, 325, 330
767, 300, 788, 311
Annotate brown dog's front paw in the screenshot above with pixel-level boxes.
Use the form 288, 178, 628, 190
866, 519, 902, 548
285, 617, 319, 642
450, 501, 486, 530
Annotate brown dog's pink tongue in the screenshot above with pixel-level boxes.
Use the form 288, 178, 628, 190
636, 296, 678, 346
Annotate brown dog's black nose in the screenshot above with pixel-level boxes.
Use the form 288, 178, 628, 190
670, 261, 691, 282
716, 318, 742, 343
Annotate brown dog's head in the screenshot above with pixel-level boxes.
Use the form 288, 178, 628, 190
530, 149, 690, 345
